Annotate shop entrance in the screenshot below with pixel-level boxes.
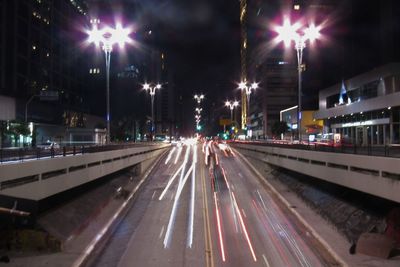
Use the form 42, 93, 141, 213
356, 127, 365, 146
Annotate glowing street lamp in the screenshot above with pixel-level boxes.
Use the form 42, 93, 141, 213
225, 100, 239, 121
238, 81, 258, 109
87, 22, 132, 144
275, 17, 321, 141
195, 107, 202, 114
143, 83, 161, 138
194, 94, 205, 104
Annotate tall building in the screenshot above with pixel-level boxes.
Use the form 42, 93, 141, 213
0, 0, 89, 122
153, 51, 176, 137
246, 0, 298, 138
0, 0, 97, 146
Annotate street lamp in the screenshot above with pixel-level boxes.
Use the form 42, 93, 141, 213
143, 83, 162, 139
275, 18, 321, 141
225, 100, 239, 122
238, 81, 258, 109
195, 107, 202, 114
87, 23, 132, 144
194, 94, 205, 104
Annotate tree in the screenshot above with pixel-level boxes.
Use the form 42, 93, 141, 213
5, 121, 31, 146
271, 121, 289, 139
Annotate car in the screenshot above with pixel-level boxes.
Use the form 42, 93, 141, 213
38, 142, 60, 150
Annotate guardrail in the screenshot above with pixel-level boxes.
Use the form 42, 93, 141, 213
0, 143, 162, 163
231, 140, 400, 158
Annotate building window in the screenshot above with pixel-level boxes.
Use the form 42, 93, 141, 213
326, 93, 340, 108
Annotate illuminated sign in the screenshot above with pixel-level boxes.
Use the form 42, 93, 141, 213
332, 118, 389, 128
341, 121, 373, 127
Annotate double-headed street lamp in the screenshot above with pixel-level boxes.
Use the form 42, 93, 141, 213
275, 18, 321, 141
194, 94, 204, 104
238, 81, 258, 110
143, 83, 161, 139
195, 114, 201, 131
194, 94, 205, 133
225, 100, 239, 122
87, 23, 132, 144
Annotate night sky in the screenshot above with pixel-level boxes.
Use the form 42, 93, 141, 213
139, 0, 242, 132
87, 0, 400, 135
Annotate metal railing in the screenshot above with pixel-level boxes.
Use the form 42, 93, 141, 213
231, 140, 400, 158
0, 142, 162, 163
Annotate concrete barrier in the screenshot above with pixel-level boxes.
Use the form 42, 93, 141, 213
0, 144, 169, 201
232, 143, 400, 203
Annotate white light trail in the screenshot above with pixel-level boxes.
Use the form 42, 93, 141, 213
232, 191, 257, 262
165, 147, 176, 164
174, 145, 183, 164
187, 144, 198, 248
214, 192, 226, 262
158, 164, 184, 201
163, 164, 194, 248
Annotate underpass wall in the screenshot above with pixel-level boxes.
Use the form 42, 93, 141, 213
231, 143, 400, 203
0, 144, 169, 214
233, 145, 399, 245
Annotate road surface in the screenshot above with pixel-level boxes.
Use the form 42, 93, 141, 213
91, 140, 340, 267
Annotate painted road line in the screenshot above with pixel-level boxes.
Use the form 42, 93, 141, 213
242, 208, 247, 218
159, 225, 165, 239
262, 254, 271, 267
201, 160, 214, 267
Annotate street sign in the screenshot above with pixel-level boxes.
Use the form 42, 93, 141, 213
219, 118, 231, 126
40, 90, 59, 101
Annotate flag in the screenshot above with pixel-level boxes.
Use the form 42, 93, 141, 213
339, 80, 346, 105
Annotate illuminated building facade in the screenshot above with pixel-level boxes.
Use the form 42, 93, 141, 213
315, 63, 400, 146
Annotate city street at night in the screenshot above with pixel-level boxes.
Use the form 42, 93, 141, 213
1, 0, 400, 266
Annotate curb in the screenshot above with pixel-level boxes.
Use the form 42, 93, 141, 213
233, 147, 348, 267
71, 148, 169, 267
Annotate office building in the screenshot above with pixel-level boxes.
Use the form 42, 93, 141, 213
314, 63, 400, 146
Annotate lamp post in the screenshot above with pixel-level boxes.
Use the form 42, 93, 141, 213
194, 94, 204, 133
275, 18, 321, 142
87, 23, 132, 144
194, 94, 204, 104
238, 81, 258, 112
225, 100, 239, 122
143, 83, 161, 139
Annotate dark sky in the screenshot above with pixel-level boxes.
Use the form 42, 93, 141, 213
143, 0, 242, 97
88, 0, 400, 135
134, 0, 242, 133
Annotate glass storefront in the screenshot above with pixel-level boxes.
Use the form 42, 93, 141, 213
327, 107, 400, 146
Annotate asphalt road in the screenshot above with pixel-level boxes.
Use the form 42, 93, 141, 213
92, 140, 340, 267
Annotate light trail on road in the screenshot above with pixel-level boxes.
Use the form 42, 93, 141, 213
165, 147, 176, 164
94, 142, 341, 267
187, 144, 197, 248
